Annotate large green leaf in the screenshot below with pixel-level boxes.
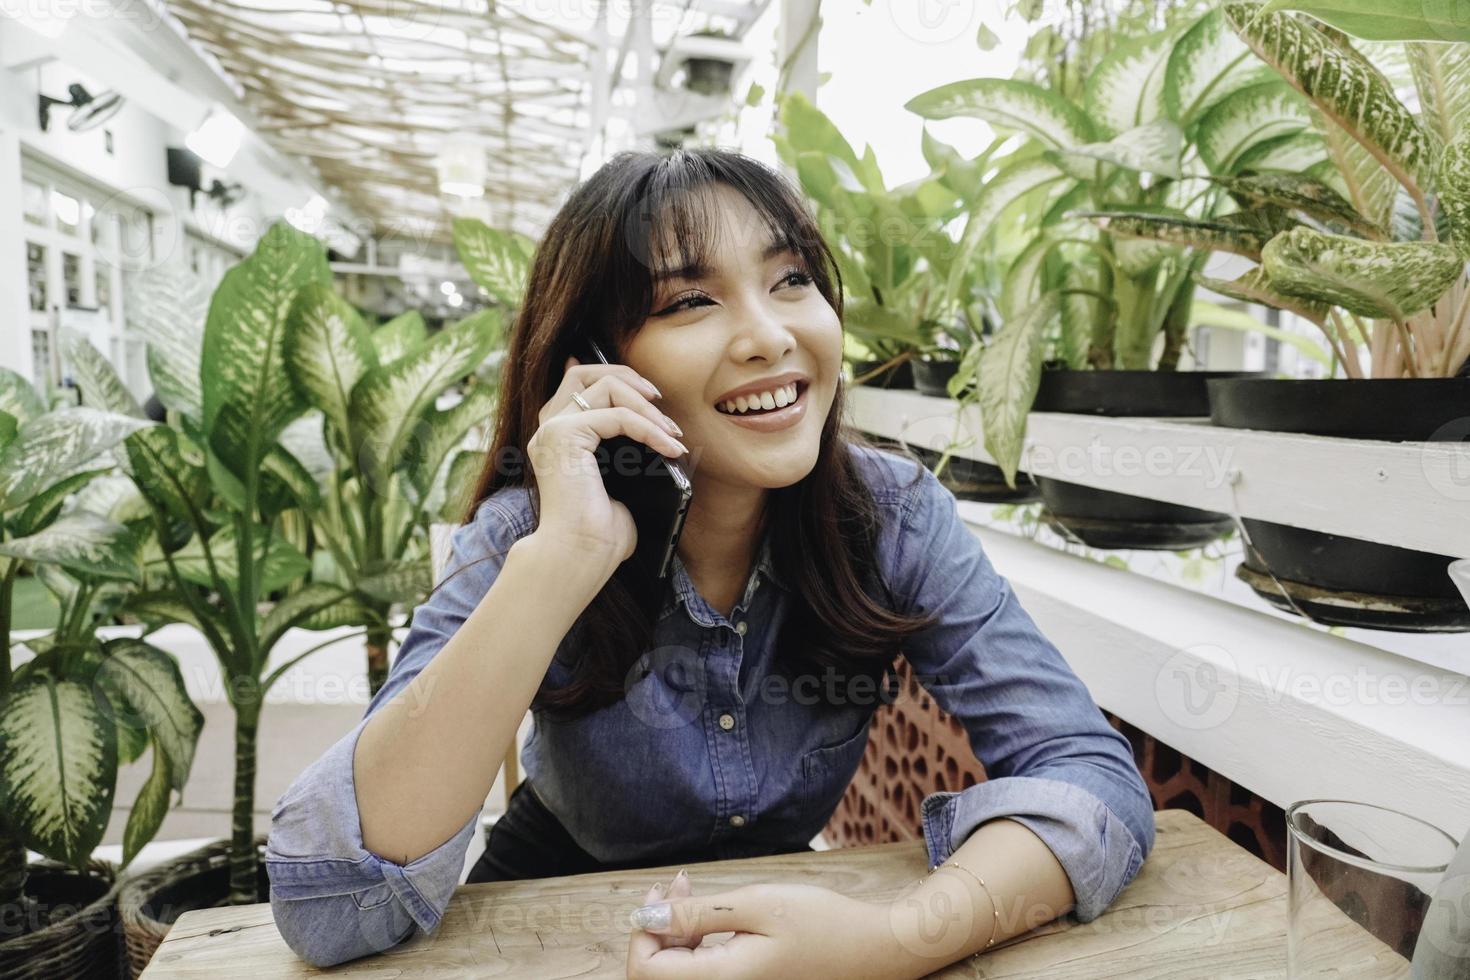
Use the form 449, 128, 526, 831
0, 676, 116, 866
125, 265, 210, 422
406, 382, 497, 501
1196, 81, 1313, 173
154, 523, 310, 593
9, 467, 112, 539
1211, 173, 1386, 238
1166, 8, 1278, 125
947, 157, 1071, 306
452, 218, 530, 308
1311, 106, 1398, 229
123, 425, 209, 529
1223, 3, 1435, 218
372, 310, 427, 366
94, 637, 203, 792
259, 582, 353, 649
0, 368, 45, 428
284, 283, 377, 445
1235, 131, 1331, 173
61, 329, 143, 418
1257, 0, 1470, 42
349, 311, 498, 492
1079, 210, 1278, 261
1059, 119, 1184, 179
779, 91, 864, 172
1261, 226, 1463, 318
356, 559, 431, 605
1439, 133, 1470, 256
0, 512, 141, 581
121, 589, 206, 633
201, 222, 330, 483
0, 408, 149, 513
905, 78, 1095, 150
1409, 42, 1470, 150
977, 295, 1062, 487
1196, 267, 1331, 326
1085, 29, 1177, 138
436, 449, 485, 523
122, 740, 170, 867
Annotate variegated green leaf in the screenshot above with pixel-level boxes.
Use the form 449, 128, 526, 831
1210, 173, 1386, 238
116, 713, 148, 767
1079, 210, 1277, 261
0, 676, 116, 866
436, 449, 485, 524
1000, 234, 1051, 326
407, 382, 497, 501
0, 408, 149, 513
277, 413, 334, 485
1261, 226, 1463, 318
978, 294, 1061, 487
260, 442, 322, 516
1258, 0, 1470, 42
71, 473, 150, 526
1310, 106, 1398, 227
0, 368, 45, 428
1223, 3, 1435, 219
1060, 119, 1184, 179
946, 157, 1071, 305
356, 559, 431, 605
120, 590, 206, 633
1084, 28, 1177, 137
284, 283, 377, 445
153, 523, 310, 593
1197, 81, 1313, 173
1196, 267, 1331, 325
904, 78, 1095, 150
372, 310, 427, 366
95, 637, 203, 793
1236, 131, 1331, 173
125, 265, 209, 422
1438, 132, 1470, 257
0, 512, 141, 581
123, 425, 209, 528
1166, 8, 1278, 124
0, 410, 15, 459
260, 582, 355, 649
1409, 41, 1470, 149
452, 218, 531, 307
9, 467, 111, 538
122, 740, 171, 867
350, 311, 498, 491
61, 328, 143, 418
201, 222, 330, 482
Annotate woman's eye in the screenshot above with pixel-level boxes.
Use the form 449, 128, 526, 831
659, 269, 811, 315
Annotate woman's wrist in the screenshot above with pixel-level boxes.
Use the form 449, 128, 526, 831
510, 531, 617, 600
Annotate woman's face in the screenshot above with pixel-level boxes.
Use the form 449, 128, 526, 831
622, 184, 843, 492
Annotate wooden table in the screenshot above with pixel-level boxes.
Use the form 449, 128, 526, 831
141, 809, 1295, 978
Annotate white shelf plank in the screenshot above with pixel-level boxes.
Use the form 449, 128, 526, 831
847, 387, 1470, 559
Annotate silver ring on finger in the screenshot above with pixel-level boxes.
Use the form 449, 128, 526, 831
571, 389, 593, 412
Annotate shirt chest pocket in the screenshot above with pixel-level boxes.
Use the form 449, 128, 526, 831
800, 719, 873, 819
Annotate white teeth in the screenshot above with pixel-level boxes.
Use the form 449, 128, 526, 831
718, 382, 801, 415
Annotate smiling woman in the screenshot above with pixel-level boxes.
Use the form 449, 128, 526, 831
263, 148, 1155, 975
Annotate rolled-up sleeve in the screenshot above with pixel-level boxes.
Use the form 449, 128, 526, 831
889, 463, 1154, 922
265, 495, 522, 967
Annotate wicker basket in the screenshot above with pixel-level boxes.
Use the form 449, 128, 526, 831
0, 858, 124, 980
116, 837, 268, 979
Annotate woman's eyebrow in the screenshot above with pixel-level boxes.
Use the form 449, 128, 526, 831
652, 238, 798, 285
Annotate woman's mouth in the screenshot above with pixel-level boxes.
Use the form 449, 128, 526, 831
714, 381, 808, 432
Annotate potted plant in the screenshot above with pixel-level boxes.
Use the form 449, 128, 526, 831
0, 356, 202, 979
1095, 3, 1470, 629
907, 7, 1275, 549
682, 27, 739, 98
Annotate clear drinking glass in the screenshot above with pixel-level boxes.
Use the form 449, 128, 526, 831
1287, 799, 1458, 978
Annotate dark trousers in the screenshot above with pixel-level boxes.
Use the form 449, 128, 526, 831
465, 778, 814, 884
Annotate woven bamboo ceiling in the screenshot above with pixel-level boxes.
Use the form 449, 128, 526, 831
159, 0, 729, 242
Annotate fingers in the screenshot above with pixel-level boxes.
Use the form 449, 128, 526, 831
563, 374, 683, 440
563, 404, 688, 458
562, 359, 662, 401
627, 880, 668, 963
631, 885, 765, 940
659, 869, 698, 949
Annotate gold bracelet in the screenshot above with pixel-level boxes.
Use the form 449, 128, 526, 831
931, 861, 1000, 950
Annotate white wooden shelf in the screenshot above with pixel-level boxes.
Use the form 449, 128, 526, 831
847, 387, 1470, 560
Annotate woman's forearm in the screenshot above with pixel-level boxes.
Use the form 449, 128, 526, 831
353, 532, 611, 865
874, 818, 1076, 978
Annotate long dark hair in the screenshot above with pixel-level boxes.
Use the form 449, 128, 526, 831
445, 147, 936, 719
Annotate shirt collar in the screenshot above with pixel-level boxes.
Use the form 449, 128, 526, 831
658, 530, 787, 623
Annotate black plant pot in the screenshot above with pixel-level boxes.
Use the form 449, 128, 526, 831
0, 860, 124, 979
910, 444, 1040, 504
1029, 370, 1259, 550
1209, 377, 1470, 632
851, 358, 914, 390
684, 57, 735, 97
912, 358, 960, 398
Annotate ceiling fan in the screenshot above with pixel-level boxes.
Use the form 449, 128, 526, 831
38, 83, 125, 133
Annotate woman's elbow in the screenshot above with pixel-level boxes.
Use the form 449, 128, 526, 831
271, 890, 417, 968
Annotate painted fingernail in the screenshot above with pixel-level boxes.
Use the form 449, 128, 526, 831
629, 901, 672, 930
674, 868, 688, 883
663, 414, 683, 437
643, 379, 662, 399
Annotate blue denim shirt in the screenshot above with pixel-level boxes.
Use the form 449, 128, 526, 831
265, 445, 1154, 967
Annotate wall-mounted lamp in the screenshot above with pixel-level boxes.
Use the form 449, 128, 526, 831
187, 107, 245, 168
38, 83, 124, 132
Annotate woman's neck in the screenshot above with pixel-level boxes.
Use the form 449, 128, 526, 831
675, 478, 768, 616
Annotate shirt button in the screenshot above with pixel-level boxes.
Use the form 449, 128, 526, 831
734, 621, 747, 636
718, 713, 736, 731
729, 814, 746, 828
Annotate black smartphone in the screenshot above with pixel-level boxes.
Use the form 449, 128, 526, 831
578, 337, 693, 581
